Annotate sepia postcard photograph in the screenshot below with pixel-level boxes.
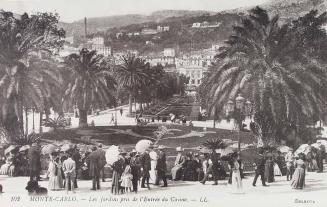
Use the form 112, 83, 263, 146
0, 0, 327, 206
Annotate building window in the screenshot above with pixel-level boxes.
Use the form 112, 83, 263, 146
191, 79, 195, 84
198, 79, 201, 84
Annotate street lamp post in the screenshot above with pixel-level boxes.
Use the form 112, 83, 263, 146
226, 94, 252, 152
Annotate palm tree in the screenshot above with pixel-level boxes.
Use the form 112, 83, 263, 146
204, 7, 327, 144
64, 48, 116, 127
113, 54, 149, 115
0, 54, 62, 136
0, 11, 64, 137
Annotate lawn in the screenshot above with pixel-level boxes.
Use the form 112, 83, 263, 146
39, 124, 258, 173
40, 124, 257, 157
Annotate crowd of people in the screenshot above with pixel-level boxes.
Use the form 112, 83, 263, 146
0, 142, 326, 194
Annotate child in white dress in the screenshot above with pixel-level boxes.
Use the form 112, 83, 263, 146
120, 165, 133, 193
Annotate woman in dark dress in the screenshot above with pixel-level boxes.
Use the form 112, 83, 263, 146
183, 153, 197, 181
111, 156, 125, 195
265, 155, 275, 183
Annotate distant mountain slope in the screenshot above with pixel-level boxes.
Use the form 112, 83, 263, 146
263, 0, 326, 21
226, 0, 327, 21
60, 10, 215, 35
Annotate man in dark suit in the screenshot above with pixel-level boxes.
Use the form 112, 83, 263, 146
28, 143, 41, 181
72, 146, 81, 188
155, 146, 168, 187
140, 150, 151, 189
130, 150, 141, 193
252, 149, 268, 186
317, 144, 325, 173
89, 146, 101, 190
97, 144, 106, 182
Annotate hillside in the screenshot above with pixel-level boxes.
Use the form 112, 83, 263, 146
227, 0, 327, 22
60, 10, 215, 35
63, 0, 327, 54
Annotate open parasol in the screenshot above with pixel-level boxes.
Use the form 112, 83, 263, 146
105, 145, 120, 165
135, 139, 153, 153
41, 144, 58, 155
19, 145, 30, 152
5, 145, 18, 155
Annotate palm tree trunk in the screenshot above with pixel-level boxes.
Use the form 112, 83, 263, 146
39, 111, 43, 133
79, 109, 88, 128
25, 108, 28, 136
128, 93, 133, 115
32, 108, 35, 132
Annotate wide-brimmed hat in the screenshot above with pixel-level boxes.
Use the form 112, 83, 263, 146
176, 146, 183, 152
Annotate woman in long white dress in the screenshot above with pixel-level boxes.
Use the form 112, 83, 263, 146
274, 161, 282, 176
228, 155, 244, 194
149, 149, 158, 184
47, 154, 63, 191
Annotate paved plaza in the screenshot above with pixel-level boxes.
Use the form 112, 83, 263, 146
0, 167, 326, 207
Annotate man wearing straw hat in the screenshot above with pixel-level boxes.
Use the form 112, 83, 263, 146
171, 147, 185, 181
155, 145, 168, 187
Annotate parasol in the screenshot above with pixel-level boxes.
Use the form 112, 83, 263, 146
5, 145, 18, 155
277, 145, 292, 153
105, 145, 120, 165
149, 150, 158, 160
311, 143, 320, 149
41, 144, 58, 155
19, 145, 30, 152
61, 143, 73, 152
135, 139, 153, 153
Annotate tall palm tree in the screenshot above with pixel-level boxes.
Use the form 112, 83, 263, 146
113, 54, 149, 115
204, 7, 327, 144
0, 11, 64, 137
64, 48, 116, 127
0, 54, 62, 136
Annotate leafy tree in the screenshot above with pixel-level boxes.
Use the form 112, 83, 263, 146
0, 11, 65, 138
203, 7, 327, 146
64, 48, 116, 127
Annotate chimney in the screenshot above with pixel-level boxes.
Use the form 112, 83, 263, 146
84, 17, 87, 38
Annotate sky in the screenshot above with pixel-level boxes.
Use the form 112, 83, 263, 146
0, 0, 270, 22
